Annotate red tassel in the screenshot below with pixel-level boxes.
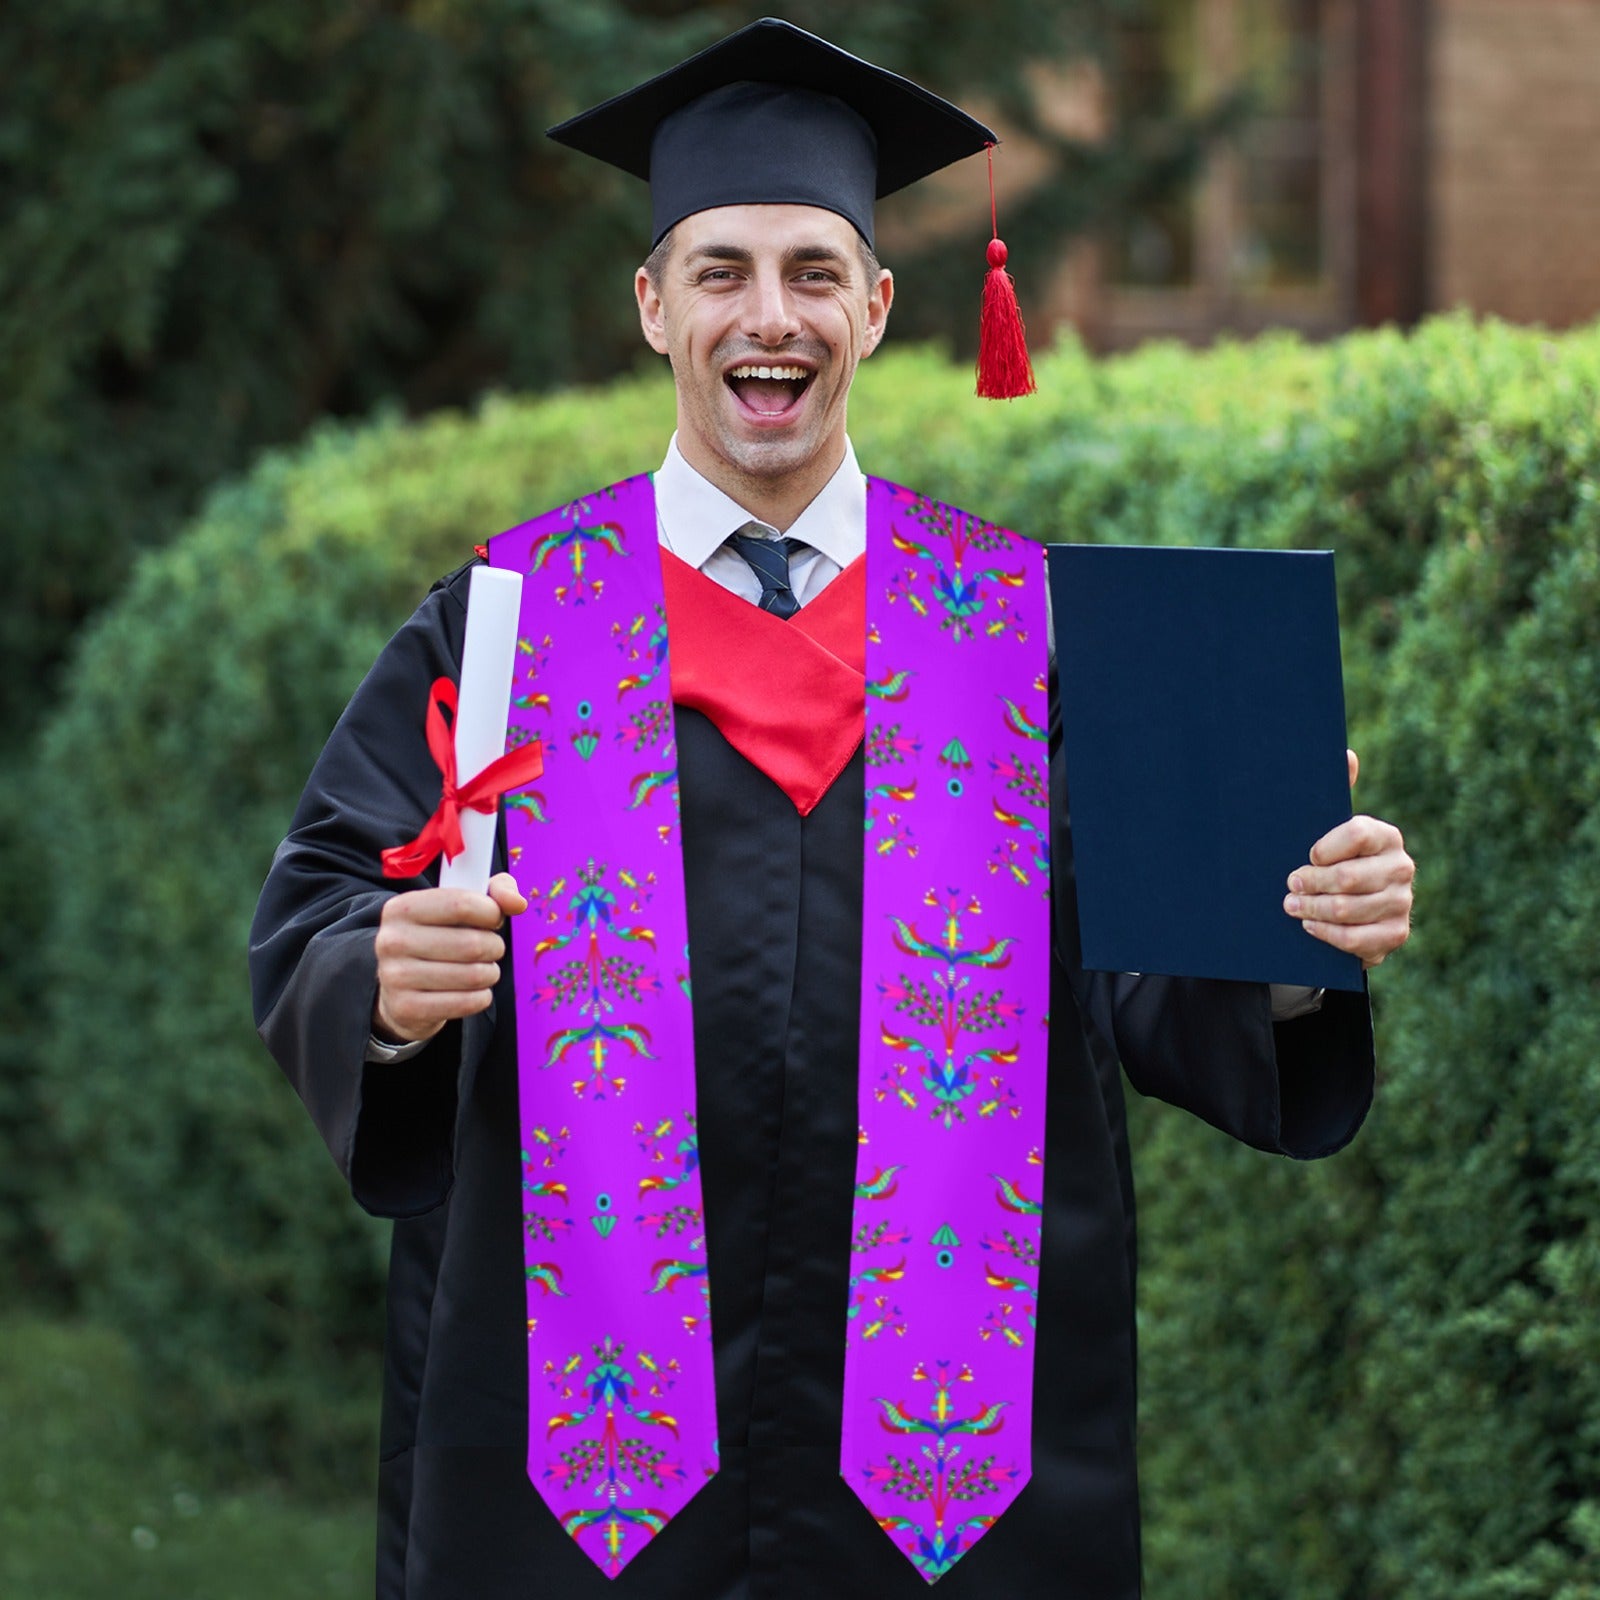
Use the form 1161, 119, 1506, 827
977, 239, 1036, 399
976, 145, 1036, 400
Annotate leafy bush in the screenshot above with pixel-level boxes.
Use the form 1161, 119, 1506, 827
34, 377, 676, 1479
1119, 322, 1600, 1600
34, 315, 1600, 1600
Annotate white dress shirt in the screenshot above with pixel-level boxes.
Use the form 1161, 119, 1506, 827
367, 437, 1318, 1059
653, 432, 864, 603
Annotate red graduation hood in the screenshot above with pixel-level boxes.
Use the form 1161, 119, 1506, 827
662, 550, 865, 816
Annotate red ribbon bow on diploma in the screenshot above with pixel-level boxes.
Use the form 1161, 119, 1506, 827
381, 677, 545, 879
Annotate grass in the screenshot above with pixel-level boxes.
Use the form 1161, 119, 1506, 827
0, 1315, 371, 1599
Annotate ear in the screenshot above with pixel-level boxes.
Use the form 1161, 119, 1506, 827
636, 266, 670, 356
861, 268, 894, 358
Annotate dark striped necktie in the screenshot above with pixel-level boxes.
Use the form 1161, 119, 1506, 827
726, 526, 807, 619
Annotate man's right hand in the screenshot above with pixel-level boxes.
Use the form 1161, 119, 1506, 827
372, 871, 529, 1045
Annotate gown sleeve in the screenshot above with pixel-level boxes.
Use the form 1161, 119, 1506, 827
1047, 673, 1375, 1161
248, 561, 499, 1216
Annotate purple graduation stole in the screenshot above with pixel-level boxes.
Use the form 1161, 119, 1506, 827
488, 474, 1050, 1584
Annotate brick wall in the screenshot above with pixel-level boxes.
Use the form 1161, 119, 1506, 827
1431, 0, 1600, 327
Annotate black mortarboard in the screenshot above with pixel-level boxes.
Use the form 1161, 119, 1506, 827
546, 17, 999, 249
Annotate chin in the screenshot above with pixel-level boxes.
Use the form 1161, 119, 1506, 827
719, 430, 825, 482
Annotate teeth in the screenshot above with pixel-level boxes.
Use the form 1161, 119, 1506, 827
727, 365, 809, 381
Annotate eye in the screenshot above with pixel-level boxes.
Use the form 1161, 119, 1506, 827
697, 267, 743, 284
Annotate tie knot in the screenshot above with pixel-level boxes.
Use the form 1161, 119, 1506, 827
726, 526, 808, 619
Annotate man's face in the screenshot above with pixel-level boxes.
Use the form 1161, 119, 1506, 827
635, 204, 893, 493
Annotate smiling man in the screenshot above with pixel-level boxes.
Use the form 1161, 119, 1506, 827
637, 206, 891, 528
250, 19, 1414, 1600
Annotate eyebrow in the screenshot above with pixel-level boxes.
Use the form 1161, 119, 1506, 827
684, 242, 855, 273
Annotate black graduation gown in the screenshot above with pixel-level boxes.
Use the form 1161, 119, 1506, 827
250, 559, 1374, 1600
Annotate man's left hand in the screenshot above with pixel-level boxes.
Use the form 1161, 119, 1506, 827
1284, 750, 1415, 969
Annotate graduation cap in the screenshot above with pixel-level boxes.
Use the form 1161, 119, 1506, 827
548, 17, 1036, 398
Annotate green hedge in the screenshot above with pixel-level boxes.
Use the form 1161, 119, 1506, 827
33, 378, 678, 1479
1124, 325, 1600, 1600
33, 317, 1600, 1598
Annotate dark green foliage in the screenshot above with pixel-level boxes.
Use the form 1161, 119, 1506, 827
0, 763, 57, 1302
34, 377, 674, 1481
1096, 323, 1600, 1599
34, 318, 1600, 1600
1349, 524, 1600, 1600
0, 0, 1172, 745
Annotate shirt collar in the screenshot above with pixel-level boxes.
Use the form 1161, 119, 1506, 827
654, 434, 866, 570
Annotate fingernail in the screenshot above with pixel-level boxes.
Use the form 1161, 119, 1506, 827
1284, 895, 1301, 916
1289, 874, 1304, 893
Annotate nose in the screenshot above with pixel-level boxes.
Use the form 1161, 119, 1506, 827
745, 267, 801, 347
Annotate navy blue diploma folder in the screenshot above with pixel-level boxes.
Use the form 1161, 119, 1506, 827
1048, 544, 1364, 993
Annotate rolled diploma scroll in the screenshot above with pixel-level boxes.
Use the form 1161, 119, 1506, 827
438, 565, 525, 893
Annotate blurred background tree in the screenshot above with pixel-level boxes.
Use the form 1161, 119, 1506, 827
0, 0, 1228, 747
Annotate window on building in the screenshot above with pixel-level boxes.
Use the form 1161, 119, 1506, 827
1100, 0, 1356, 344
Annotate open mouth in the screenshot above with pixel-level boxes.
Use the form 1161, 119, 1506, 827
725, 363, 813, 418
